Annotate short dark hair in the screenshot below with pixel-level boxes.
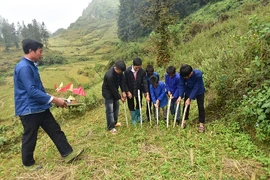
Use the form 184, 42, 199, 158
180, 64, 193, 77
22, 39, 43, 54
115, 60, 126, 71
146, 65, 154, 73
166, 66, 176, 74
149, 75, 158, 85
133, 57, 142, 66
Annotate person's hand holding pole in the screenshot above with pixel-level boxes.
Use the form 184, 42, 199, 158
168, 91, 172, 98
120, 96, 126, 102
121, 92, 126, 102
185, 98, 191, 106
177, 96, 182, 104
122, 92, 127, 99
145, 92, 150, 102
154, 100, 159, 108
127, 91, 132, 99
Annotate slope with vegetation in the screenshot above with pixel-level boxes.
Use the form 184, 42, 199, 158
49, 0, 120, 63
0, 0, 269, 179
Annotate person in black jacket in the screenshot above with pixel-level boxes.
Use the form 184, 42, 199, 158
124, 58, 150, 124
102, 60, 127, 134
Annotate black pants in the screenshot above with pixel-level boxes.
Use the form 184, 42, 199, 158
127, 95, 143, 111
183, 93, 205, 123
19, 109, 73, 166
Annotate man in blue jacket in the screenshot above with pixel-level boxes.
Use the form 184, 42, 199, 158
165, 66, 181, 124
177, 64, 206, 132
14, 39, 83, 171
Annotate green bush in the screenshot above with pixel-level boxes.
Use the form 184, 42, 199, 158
241, 86, 270, 141
230, 15, 270, 141
40, 54, 67, 65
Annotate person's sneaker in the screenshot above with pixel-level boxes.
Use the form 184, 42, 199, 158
23, 164, 43, 171
109, 128, 118, 134
64, 148, 84, 163
115, 122, 121, 127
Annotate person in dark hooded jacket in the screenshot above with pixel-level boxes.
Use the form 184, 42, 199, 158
102, 60, 128, 134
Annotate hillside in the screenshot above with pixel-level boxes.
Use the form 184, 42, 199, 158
0, 0, 269, 179
50, 0, 119, 62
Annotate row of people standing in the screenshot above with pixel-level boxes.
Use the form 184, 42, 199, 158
102, 57, 206, 134
145, 62, 205, 132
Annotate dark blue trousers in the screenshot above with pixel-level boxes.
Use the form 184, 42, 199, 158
19, 109, 72, 166
183, 93, 205, 123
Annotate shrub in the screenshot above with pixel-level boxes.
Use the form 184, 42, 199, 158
241, 86, 270, 141
40, 54, 67, 66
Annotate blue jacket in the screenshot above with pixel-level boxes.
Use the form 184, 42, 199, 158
146, 72, 160, 86
165, 72, 180, 100
150, 81, 168, 108
179, 70, 205, 100
14, 57, 52, 116
146, 72, 159, 94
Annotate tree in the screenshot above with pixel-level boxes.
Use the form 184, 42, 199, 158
21, 21, 31, 40
11, 23, 19, 48
117, 0, 221, 44
17, 22, 23, 41
1, 19, 13, 51
117, 0, 151, 42
21, 19, 42, 42
138, 0, 178, 67
1, 18, 49, 49
40, 22, 49, 48
30, 19, 42, 42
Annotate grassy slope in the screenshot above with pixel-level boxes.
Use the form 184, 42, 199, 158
49, 20, 118, 62
0, 101, 267, 179
0, 59, 268, 179
0, 1, 269, 179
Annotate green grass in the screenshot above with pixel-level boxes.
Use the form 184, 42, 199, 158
49, 20, 119, 60
0, 0, 270, 179
0, 61, 268, 179
0, 102, 268, 179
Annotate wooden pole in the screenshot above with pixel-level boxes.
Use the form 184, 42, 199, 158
173, 102, 180, 128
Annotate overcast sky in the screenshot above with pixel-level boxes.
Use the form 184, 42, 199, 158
0, 0, 92, 33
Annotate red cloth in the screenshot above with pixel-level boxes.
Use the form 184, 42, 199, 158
58, 83, 72, 92
72, 87, 86, 96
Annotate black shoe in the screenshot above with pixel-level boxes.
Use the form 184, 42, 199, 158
23, 164, 42, 171
64, 148, 84, 163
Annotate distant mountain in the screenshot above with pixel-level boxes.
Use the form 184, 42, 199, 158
52, 0, 119, 35
68, 0, 119, 30
50, 0, 120, 59
81, 0, 119, 20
